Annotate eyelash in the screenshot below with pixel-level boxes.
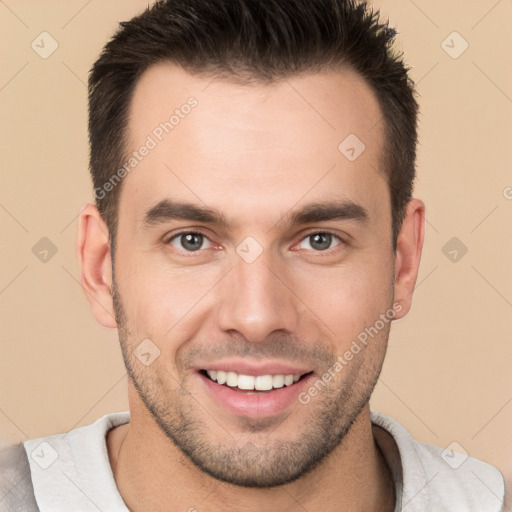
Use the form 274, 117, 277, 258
165, 230, 345, 254
165, 230, 212, 252
294, 231, 344, 253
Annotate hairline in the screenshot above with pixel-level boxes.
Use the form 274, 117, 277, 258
108, 60, 398, 252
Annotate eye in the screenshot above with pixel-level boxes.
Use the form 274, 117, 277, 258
168, 231, 212, 252
296, 232, 342, 251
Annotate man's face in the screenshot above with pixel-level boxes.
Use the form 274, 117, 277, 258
112, 63, 397, 487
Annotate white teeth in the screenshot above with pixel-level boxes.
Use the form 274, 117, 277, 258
283, 375, 294, 386
272, 374, 285, 388
205, 370, 304, 390
237, 374, 255, 390
226, 371, 238, 387
255, 375, 273, 391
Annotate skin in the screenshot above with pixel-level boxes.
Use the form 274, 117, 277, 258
78, 63, 424, 512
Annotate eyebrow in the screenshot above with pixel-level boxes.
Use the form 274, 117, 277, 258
282, 201, 369, 228
142, 199, 369, 229
143, 199, 229, 228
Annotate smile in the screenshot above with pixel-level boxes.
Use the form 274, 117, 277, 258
203, 370, 306, 391
198, 366, 314, 418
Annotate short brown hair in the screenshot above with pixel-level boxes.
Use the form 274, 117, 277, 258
89, 0, 418, 247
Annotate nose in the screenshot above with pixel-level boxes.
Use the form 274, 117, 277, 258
216, 252, 299, 343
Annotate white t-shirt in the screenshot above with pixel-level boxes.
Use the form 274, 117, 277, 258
23, 411, 505, 511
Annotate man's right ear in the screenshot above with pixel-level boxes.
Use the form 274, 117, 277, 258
77, 204, 117, 328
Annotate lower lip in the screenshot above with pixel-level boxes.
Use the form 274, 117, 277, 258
200, 372, 314, 419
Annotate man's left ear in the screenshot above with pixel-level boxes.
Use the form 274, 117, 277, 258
393, 198, 425, 319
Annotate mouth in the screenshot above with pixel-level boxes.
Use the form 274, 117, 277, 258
197, 366, 315, 419
200, 369, 312, 393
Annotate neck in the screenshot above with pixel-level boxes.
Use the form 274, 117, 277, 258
108, 404, 395, 512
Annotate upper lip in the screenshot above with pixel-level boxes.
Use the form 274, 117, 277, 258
196, 359, 312, 376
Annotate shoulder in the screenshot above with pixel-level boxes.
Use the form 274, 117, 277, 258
411, 440, 505, 510
18, 412, 130, 512
0, 443, 39, 512
371, 411, 506, 512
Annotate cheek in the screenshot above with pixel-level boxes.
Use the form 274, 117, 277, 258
114, 248, 223, 340
290, 258, 394, 342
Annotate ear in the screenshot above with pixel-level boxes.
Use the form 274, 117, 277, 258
77, 204, 117, 328
393, 198, 425, 319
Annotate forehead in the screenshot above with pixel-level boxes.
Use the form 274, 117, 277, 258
120, 62, 387, 227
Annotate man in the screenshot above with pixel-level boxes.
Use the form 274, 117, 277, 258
1, 0, 505, 510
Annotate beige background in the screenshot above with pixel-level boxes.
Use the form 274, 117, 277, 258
1, 0, 511, 500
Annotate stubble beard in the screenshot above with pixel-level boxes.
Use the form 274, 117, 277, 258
111, 280, 389, 488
